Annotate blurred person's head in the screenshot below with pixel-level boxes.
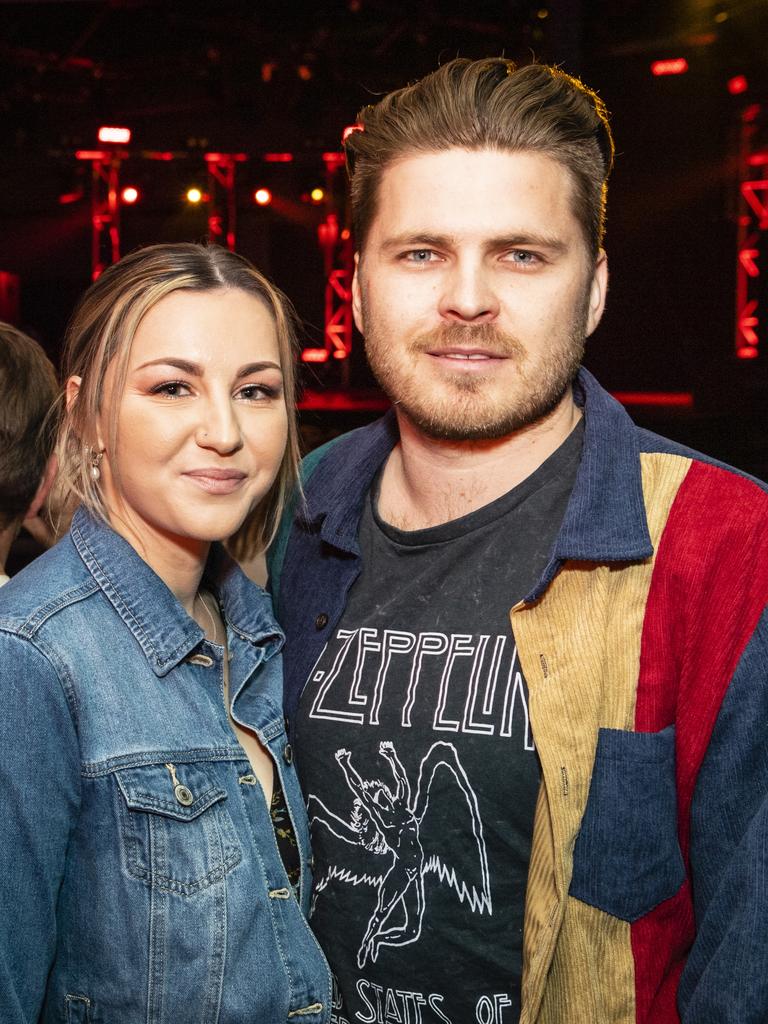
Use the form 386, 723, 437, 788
0, 323, 58, 577
58, 242, 301, 562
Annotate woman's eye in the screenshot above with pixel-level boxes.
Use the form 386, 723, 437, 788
151, 381, 191, 398
237, 384, 277, 401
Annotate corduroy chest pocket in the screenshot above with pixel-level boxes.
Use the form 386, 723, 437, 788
115, 761, 242, 896
569, 725, 686, 923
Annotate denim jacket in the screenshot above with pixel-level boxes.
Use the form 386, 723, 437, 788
0, 507, 331, 1024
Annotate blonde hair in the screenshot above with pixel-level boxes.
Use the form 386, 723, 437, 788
345, 58, 614, 258
55, 242, 300, 557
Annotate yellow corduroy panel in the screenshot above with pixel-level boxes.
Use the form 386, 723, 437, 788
516, 452, 692, 1024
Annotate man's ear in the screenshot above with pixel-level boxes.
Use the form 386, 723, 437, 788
352, 252, 364, 334
585, 251, 609, 337
24, 453, 57, 521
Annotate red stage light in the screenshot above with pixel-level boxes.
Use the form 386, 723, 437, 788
322, 151, 346, 171
121, 186, 139, 205
610, 392, 694, 408
264, 152, 294, 163
253, 188, 272, 206
728, 75, 749, 95
98, 126, 131, 144
737, 347, 759, 360
301, 348, 330, 363
651, 58, 689, 77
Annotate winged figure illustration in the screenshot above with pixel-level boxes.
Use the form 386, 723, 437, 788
308, 739, 492, 968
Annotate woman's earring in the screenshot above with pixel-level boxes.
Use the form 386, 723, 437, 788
89, 447, 104, 481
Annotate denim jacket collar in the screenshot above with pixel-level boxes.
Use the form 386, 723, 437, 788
70, 506, 283, 677
302, 368, 653, 585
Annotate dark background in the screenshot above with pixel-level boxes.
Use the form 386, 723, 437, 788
1, 0, 766, 473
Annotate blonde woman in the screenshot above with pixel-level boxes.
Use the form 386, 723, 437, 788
0, 244, 331, 1023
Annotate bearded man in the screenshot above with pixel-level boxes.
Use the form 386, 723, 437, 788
269, 58, 768, 1024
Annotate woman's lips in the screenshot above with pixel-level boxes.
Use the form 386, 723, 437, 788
183, 469, 247, 494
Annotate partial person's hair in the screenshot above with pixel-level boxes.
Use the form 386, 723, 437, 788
344, 57, 614, 259
56, 242, 301, 557
0, 323, 58, 530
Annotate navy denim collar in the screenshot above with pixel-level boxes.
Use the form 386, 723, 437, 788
302, 368, 653, 588
71, 506, 283, 676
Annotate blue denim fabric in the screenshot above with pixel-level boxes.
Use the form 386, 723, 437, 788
0, 507, 331, 1024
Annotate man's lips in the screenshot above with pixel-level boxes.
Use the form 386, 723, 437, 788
424, 347, 509, 367
428, 348, 505, 358
183, 468, 247, 494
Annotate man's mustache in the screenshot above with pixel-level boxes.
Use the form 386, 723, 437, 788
409, 322, 526, 359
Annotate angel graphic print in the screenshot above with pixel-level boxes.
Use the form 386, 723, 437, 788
310, 739, 492, 971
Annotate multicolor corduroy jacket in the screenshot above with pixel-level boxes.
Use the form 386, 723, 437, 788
269, 368, 768, 1024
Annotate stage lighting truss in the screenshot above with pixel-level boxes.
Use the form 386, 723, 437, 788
735, 102, 767, 362
205, 152, 247, 251
76, 147, 126, 281
70, 144, 356, 367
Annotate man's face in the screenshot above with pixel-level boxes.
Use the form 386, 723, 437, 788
353, 148, 607, 441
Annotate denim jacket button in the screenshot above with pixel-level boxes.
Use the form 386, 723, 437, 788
283, 743, 293, 765
174, 784, 194, 806
314, 613, 328, 630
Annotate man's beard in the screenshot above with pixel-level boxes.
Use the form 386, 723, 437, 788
363, 304, 589, 443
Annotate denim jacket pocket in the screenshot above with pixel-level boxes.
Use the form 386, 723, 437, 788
65, 994, 91, 1024
115, 761, 242, 895
569, 725, 686, 923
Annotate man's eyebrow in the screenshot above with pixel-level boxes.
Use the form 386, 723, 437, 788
133, 358, 282, 377
378, 232, 569, 254
379, 233, 456, 252
487, 234, 569, 255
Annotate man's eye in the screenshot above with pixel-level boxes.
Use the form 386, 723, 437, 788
507, 250, 539, 266
404, 249, 436, 263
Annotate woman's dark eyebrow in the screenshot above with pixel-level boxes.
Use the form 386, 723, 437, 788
134, 357, 201, 374
133, 358, 282, 377
237, 361, 283, 378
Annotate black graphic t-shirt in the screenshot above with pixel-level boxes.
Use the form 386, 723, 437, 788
295, 422, 583, 1024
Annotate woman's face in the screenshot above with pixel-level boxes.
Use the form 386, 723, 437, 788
96, 287, 288, 555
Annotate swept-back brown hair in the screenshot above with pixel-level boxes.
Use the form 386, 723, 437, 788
344, 58, 614, 258
0, 323, 58, 530
56, 242, 300, 558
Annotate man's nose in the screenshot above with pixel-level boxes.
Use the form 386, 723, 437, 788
438, 259, 500, 323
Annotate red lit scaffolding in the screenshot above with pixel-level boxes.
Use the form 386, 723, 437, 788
77, 147, 125, 281
735, 102, 767, 361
